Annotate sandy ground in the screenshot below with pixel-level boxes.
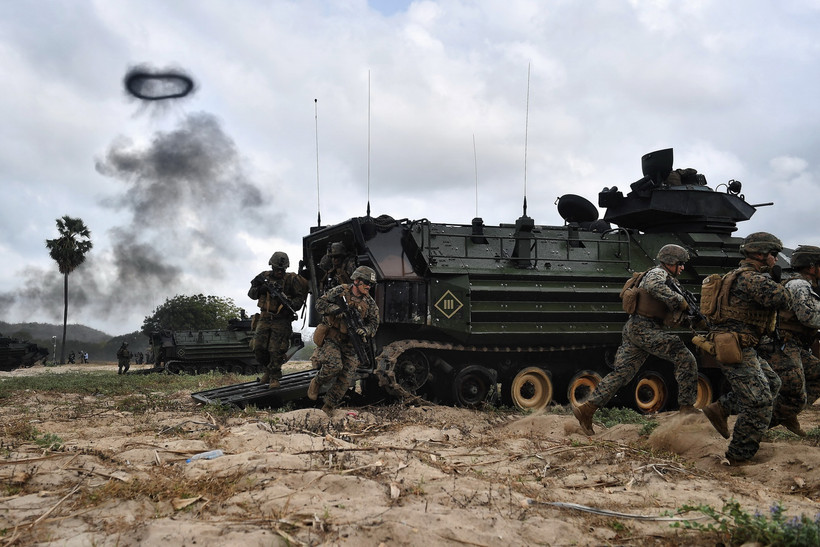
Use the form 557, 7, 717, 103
1, 363, 819, 546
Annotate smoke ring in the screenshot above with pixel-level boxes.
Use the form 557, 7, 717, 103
125, 71, 195, 101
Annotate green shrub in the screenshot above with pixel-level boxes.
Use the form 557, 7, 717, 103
672, 499, 820, 546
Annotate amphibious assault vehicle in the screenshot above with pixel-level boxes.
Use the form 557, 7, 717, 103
0, 333, 49, 371
193, 148, 775, 412
144, 318, 303, 375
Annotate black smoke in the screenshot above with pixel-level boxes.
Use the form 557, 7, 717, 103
124, 65, 196, 101
0, 112, 276, 332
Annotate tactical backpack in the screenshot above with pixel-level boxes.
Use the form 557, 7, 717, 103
620, 271, 647, 314
699, 270, 742, 321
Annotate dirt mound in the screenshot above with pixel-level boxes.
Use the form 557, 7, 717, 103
1, 366, 819, 545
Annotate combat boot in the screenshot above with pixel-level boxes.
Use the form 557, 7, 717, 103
572, 401, 597, 436
703, 402, 730, 439
259, 371, 270, 385
307, 377, 320, 401
780, 415, 806, 437
678, 405, 701, 415
269, 378, 280, 389
321, 403, 334, 416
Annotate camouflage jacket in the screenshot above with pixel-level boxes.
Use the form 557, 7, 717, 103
779, 272, 820, 343
639, 266, 688, 313
316, 283, 379, 338
319, 254, 356, 292
248, 271, 308, 316
714, 259, 792, 337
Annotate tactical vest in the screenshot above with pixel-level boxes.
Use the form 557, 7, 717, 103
323, 284, 371, 336
620, 269, 670, 320
257, 272, 300, 316
711, 266, 777, 335
778, 278, 818, 344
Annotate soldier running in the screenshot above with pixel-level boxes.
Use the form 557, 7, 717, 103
308, 266, 379, 414
116, 342, 131, 375
573, 244, 699, 435
757, 244, 820, 436
701, 232, 792, 464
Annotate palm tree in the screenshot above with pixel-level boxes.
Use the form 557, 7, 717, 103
45, 216, 93, 364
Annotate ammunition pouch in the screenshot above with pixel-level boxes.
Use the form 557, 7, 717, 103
313, 323, 329, 347
691, 335, 716, 356
714, 332, 742, 364
621, 287, 638, 314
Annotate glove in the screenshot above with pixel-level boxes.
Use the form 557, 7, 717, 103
251, 274, 265, 287
323, 304, 342, 316
355, 327, 367, 338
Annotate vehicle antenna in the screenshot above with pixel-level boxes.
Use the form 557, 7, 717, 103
473, 133, 479, 217
522, 62, 531, 217
314, 98, 321, 226
367, 69, 372, 217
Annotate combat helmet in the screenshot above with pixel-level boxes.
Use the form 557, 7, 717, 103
351, 266, 377, 284
741, 232, 783, 255
269, 251, 290, 270
330, 242, 346, 257
790, 245, 820, 269
657, 244, 689, 265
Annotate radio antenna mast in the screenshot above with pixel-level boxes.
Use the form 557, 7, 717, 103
366, 70, 372, 217
522, 62, 531, 217
314, 98, 321, 226
473, 133, 479, 217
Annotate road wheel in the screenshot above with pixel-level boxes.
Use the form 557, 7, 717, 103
567, 370, 602, 409
694, 373, 714, 408
394, 350, 430, 392
508, 367, 553, 411
634, 372, 668, 414
452, 365, 496, 407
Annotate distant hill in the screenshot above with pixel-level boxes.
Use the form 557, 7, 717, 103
0, 321, 112, 343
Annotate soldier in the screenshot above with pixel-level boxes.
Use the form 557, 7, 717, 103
573, 244, 699, 435
307, 266, 379, 414
248, 251, 309, 388
319, 242, 356, 293
701, 232, 792, 464
116, 342, 131, 375
758, 245, 820, 436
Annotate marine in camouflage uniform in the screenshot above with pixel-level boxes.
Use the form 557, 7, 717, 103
248, 251, 308, 388
573, 244, 698, 435
307, 266, 379, 414
757, 245, 820, 436
318, 242, 356, 293
116, 342, 131, 375
701, 232, 792, 464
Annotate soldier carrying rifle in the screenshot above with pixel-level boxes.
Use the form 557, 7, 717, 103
308, 266, 379, 415
573, 244, 700, 435
248, 251, 308, 388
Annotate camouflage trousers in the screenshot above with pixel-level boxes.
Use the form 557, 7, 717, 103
251, 317, 292, 378
310, 337, 359, 409
117, 358, 130, 374
715, 347, 778, 461
801, 347, 820, 406
758, 342, 806, 424
590, 315, 698, 408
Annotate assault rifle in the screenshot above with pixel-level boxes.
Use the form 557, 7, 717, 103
665, 278, 708, 329
335, 294, 376, 370
258, 276, 298, 318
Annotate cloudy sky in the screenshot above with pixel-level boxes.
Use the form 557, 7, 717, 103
2, 0, 820, 336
